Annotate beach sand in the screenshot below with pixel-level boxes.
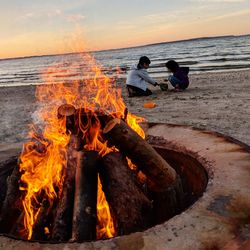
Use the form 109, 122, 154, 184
0, 70, 249, 148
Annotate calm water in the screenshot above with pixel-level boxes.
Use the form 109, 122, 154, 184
0, 35, 250, 87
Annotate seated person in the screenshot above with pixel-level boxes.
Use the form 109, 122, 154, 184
165, 60, 189, 90
126, 56, 158, 97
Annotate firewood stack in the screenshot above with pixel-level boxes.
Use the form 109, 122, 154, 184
0, 104, 184, 243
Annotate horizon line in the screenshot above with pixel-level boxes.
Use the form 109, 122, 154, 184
0, 33, 249, 62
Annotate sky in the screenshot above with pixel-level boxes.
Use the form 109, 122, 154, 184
0, 0, 250, 59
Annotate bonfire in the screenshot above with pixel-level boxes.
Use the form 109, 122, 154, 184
0, 52, 179, 242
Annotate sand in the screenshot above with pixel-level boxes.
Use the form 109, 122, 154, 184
0, 70, 249, 148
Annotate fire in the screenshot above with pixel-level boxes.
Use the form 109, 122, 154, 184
96, 178, 115, 239
19, 52, 145, 240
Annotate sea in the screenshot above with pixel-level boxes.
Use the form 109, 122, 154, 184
0, 35, 250, 87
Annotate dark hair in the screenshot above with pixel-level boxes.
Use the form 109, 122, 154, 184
165, 60, 179, 72
138, 56, 151, 69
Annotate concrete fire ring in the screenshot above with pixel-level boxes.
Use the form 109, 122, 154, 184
0, 123, 249, 250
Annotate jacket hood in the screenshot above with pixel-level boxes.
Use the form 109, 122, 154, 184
130, 64, 138, 70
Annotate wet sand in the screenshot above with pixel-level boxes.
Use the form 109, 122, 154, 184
0, 70, 249, 147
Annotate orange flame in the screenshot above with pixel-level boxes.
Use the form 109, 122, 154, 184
19, 52, 145, 240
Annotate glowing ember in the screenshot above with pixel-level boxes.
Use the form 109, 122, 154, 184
19, 52, 145, 240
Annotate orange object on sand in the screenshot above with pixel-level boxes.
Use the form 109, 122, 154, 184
143, 102, 157, 108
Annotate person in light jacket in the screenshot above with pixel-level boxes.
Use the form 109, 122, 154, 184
126, 56, 158, 97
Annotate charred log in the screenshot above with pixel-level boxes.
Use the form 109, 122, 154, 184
0, 156, 18, 209
0, 165, 22, 233
51, 149, 77, 242
9, 212, 27, 239
99, 152, 152, 235
71, 151, 98, 242
151, 176, 184, 224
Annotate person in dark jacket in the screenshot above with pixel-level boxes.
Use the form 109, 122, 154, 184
165, 60, 189, 90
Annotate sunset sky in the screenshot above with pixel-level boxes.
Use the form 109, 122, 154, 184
0, 0, 250, 59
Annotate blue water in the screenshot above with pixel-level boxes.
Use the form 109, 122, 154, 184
0, 35, 250, 87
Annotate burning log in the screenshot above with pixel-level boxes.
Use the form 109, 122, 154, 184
31, 199, 51, 241
103, 118, 177, 191
58, 104, 110, 132
58, 104, 112, 149
51, 149, 77, 242
77, 108, 110, 130
99, 152, 152, 235
0, 165, 22, 233
72, 151, 98, 242
57, 104, 76, 132
74, 109, 103, 147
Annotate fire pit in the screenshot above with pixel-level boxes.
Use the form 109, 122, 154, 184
1, 53, 249, 248
0, 123, 249, 249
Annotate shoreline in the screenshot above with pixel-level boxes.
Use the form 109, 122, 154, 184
1, 68, 250, 88
0, 69, 249, 146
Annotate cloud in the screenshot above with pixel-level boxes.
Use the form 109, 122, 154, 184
204, 8, 250, 21
66, 14, 85, 22
19, 10, 85, 23
47, 9, 62, 17
20, 9, 62, 20
20, 12, 36, 20
142, 7, 204, 25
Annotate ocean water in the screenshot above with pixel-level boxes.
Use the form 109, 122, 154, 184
0, 35, 249, 87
